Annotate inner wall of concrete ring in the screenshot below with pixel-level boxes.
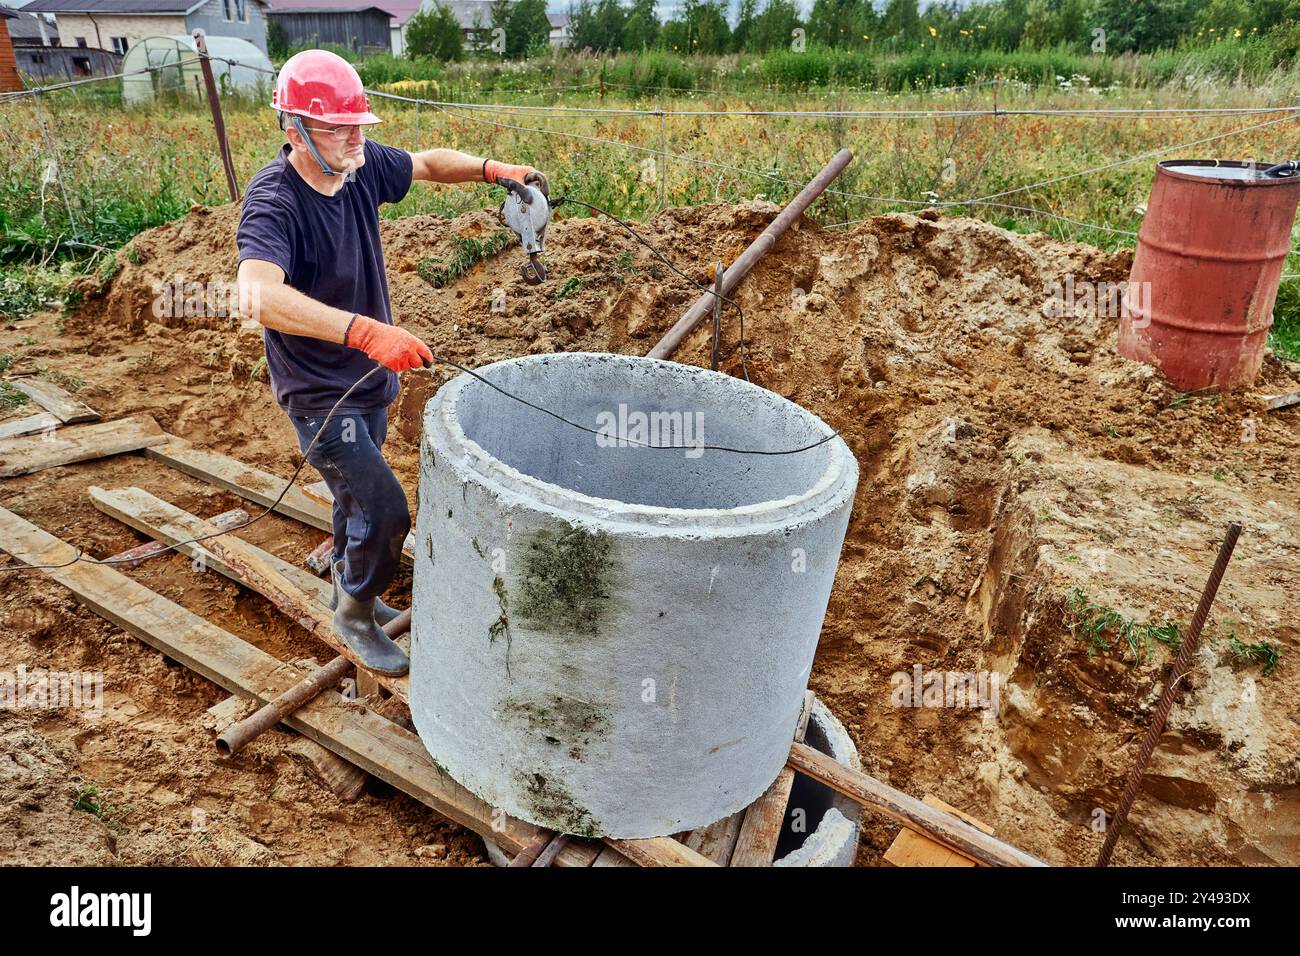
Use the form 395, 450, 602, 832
409, 353, 859, 839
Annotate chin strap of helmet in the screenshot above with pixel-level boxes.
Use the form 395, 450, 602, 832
285, 112, 355, 182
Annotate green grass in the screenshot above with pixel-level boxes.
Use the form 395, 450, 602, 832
73, 783, 131, 832
1270, 280, 1300, 362
1226, 630, 1282, 676
1066, 587, 1183, 663
1067, 590, 1283, 675
416, 231, 513, 288
0, 266, 77, 319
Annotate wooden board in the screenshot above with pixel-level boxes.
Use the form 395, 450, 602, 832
684, 813, 745, 865
144, 437, 334, 532
786, 741, 1046, 867
1265, 391, 1300, 412
591, 846, 638, 867
0, 411, 61, 440
883, 795, 996, 868
89, 486, 330, 606
0, 504, 628, 867
604, 837, 717, 868
6, 378, 100, 423
0, 415, 165, 478
104, 508, 248, 569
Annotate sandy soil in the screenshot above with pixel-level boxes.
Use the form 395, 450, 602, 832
1, 199, 1296, 866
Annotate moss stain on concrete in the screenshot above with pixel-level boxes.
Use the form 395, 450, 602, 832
513, 524, 620, 638
502, 693, 611, 761
519, 771, 601, 837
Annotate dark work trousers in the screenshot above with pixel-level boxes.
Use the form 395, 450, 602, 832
289, 408, 409, 603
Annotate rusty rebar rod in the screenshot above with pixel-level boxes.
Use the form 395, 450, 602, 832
217, 608, 412, 758
646, 148, 854, 360
1096, 521, 1243, 867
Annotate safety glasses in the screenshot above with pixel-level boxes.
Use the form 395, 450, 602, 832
301, 123, 365, 143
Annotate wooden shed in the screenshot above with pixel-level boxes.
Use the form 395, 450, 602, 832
267, 5, 393, 53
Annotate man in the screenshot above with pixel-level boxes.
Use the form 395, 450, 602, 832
236, 50, 539, 677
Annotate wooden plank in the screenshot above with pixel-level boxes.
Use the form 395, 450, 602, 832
729, 690, 815, 867
0, 505, 556, 860
604, 837, 717, 867
1265, 391, 1300, 411
884, 795, 995, 868
205, 694, 255, 733
0, 507, 690, 869
0, 415, 165, 478
144, 437, 333, 532
6, 377, 99, 423
88, 487, 330, 605
0, 411, 60, 440
591, 845, 639, 867
103, 508, 249, 569
303, 480, 332, 509
148, 439, 413, 561
684, 813, 745, 865
287, 735, 369, 803
787, 741, 1047, 867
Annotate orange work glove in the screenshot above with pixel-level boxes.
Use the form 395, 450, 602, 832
344, 315, 433, 373
483, 159, 538, 185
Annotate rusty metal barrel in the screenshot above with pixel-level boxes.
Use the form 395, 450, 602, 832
1119, 160, 1300, 390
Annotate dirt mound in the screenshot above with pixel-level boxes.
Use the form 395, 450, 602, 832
6, 198, 1297, 866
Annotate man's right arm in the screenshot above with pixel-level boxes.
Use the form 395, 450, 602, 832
238, 258, 353, 342
237, 259, 433, 372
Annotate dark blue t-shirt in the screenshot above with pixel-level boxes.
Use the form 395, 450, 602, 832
236, 139, 413, 415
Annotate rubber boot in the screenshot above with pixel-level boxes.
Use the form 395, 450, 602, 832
332, 587, 409, 677
330, 560, 400, 626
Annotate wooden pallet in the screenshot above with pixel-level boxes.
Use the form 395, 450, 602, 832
0, 435, 1045, 868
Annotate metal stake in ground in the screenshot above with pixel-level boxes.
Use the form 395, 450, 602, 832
192, 29, 240, 204
710, 261, 724, 371
1096, 521, 1243, 867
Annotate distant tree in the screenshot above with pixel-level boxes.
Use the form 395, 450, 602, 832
505, 0, 553, 57
1091, 0, 1198, 51
567, 1, 599, 50
622, 0, 661, 51
734, 0, 760, 51
751, 0, 802, 51
590, 0, 627, 50
882, 0, 921, 44
267, 17, 290, 59
405, 3, 465, 60
807, 0, 858, 47
679, 0, 731, 53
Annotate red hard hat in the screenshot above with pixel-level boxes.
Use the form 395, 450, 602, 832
272, 49, 380, 125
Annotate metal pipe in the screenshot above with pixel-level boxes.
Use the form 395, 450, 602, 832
192, 29, 240, 204
217, 608, 412, 758
1096, 522, 1243, 867
646, 148, 854, 361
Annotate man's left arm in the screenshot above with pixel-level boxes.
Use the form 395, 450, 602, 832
409, 149, 537, 186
